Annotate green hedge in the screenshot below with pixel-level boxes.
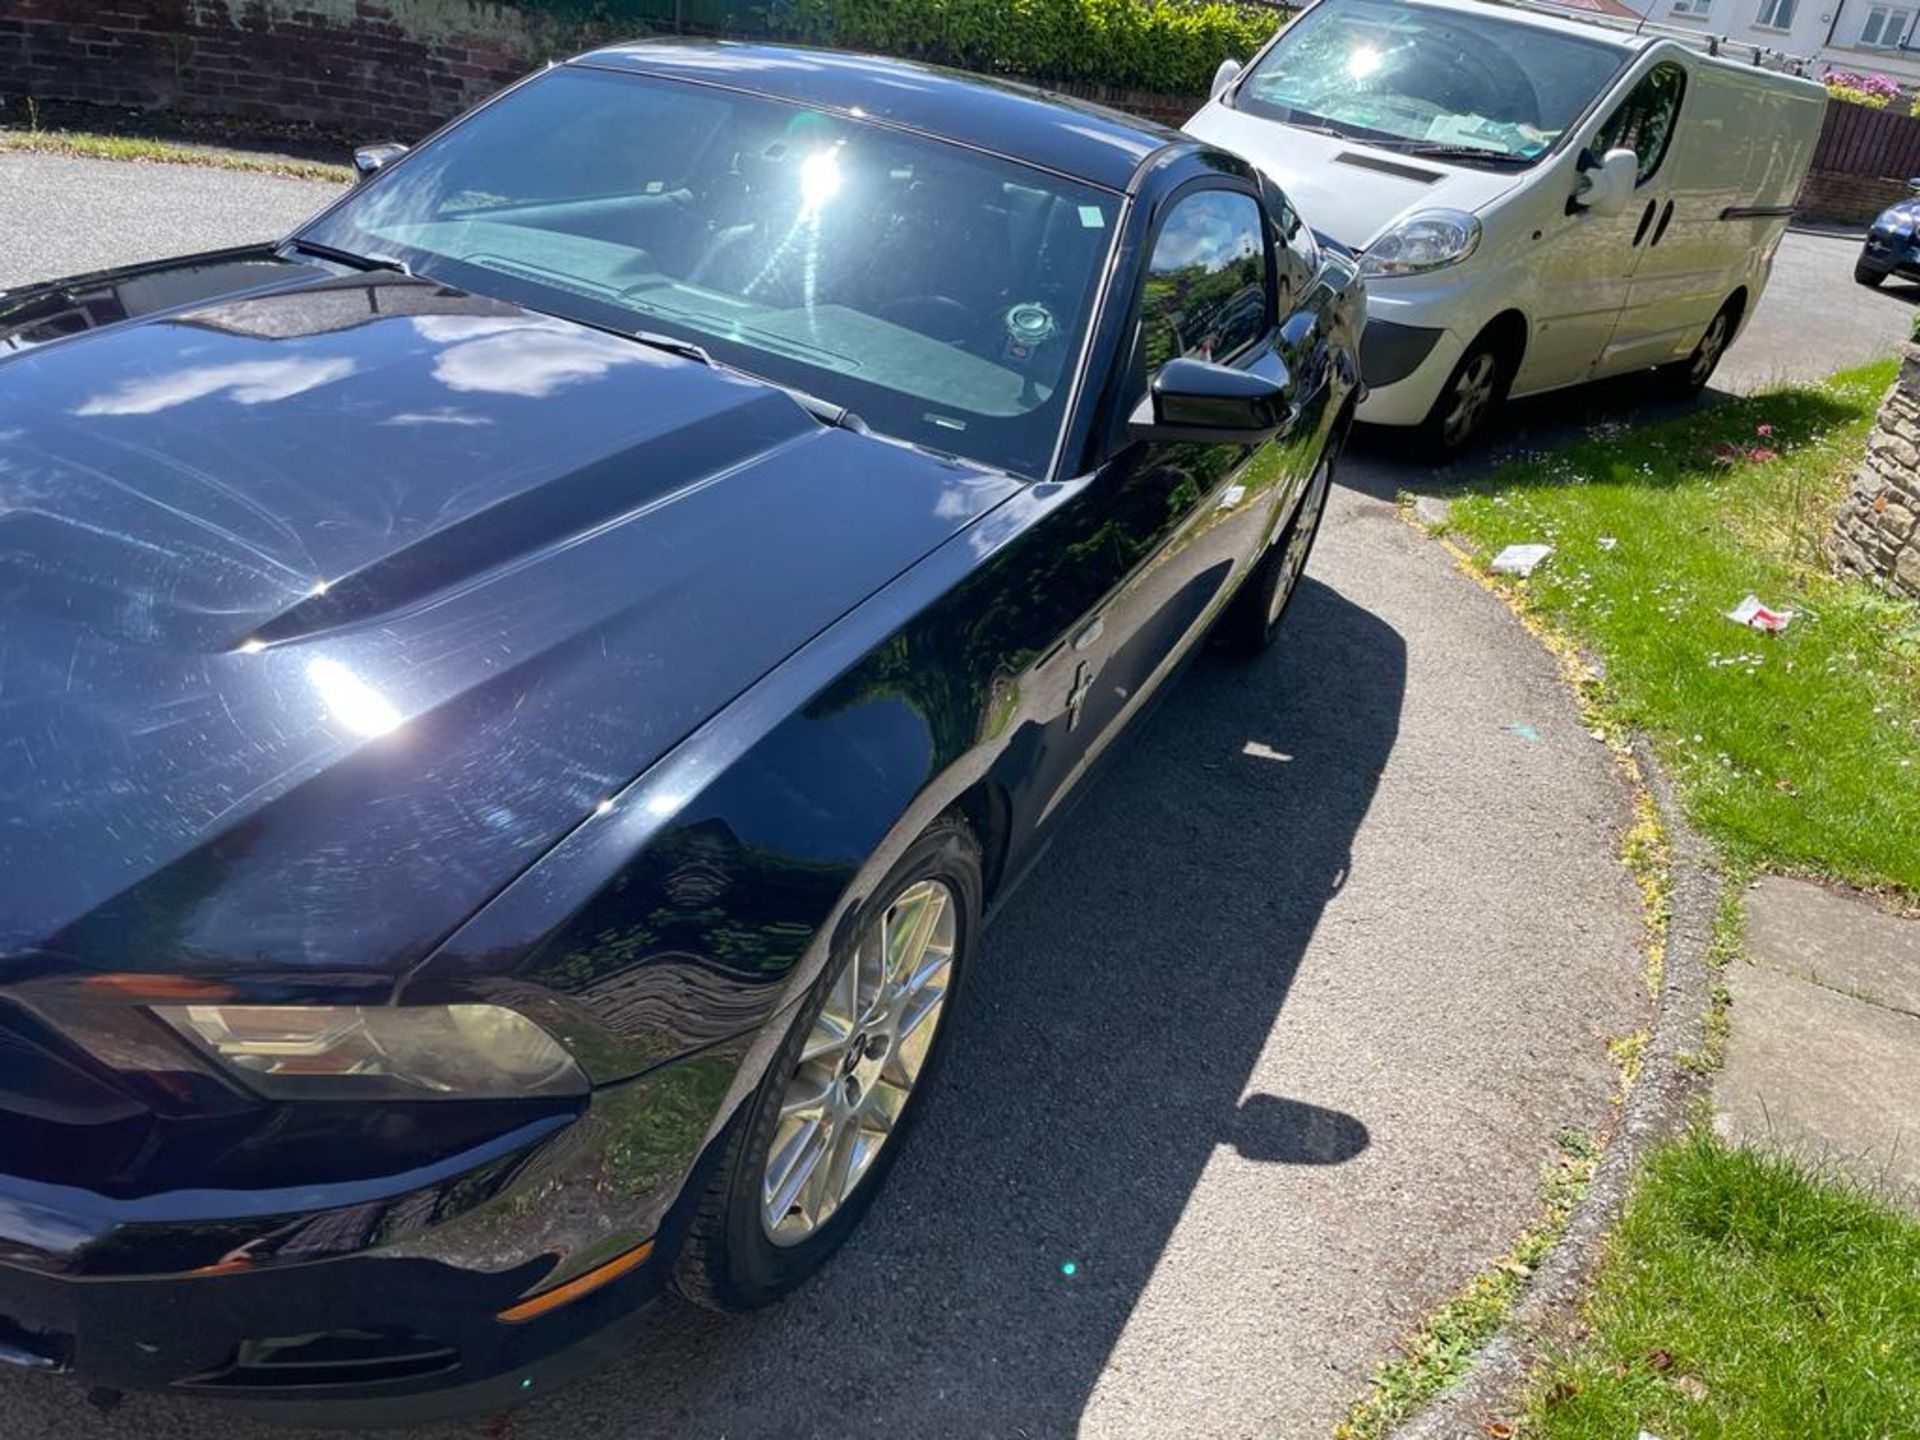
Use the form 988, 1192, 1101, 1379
516, 0, 1286, 99
770, 0, 1284, 96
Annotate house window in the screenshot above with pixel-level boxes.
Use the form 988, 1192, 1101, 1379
1860, 3, 1913, 46
1671, 0, 1713, 16
1756, 0, 1797, 28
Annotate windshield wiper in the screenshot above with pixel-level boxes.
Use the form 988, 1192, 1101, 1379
1387, 143, 1532, 168
283, 237, 414, 274
633, 329, 715, 366
631, 329, 868, 433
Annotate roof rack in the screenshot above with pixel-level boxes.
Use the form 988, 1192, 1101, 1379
1481, 0, 1816, 74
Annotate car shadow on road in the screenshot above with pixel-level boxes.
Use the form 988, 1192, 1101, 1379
492, 573, 1405, 1439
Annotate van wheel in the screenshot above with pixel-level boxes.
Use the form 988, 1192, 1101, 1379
1654, 301, 1737, 398
1417, 337, 1511, 457
1855, 260, 1888, 288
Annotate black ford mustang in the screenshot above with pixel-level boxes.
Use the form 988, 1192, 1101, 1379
0, 42, 1362, 1416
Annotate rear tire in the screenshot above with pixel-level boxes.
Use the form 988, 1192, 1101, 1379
674, 816, 982, 1312
1654, 299, 1738, 398
1855, 260, 1888, 288
1416, 334, 1513, 457
1220, 445, 1335, 658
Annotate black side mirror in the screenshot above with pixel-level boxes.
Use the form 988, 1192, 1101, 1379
1129, 356, 1293, 445
352, 142, 410, 183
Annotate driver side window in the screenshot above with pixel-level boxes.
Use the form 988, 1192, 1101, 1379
1592, 62, 1687, 186
1137, 189, 1273, 377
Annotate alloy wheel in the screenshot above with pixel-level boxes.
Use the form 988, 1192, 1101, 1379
760, 879, 957, 1245
1268, 457, 1331, 626
1442, 351, 1499, 448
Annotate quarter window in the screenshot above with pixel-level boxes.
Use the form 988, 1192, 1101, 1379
1755, 0, 1797, 28
1137, 190, 1272, 375
1860, 3, 1913, 45
1592, 62, 1687, 187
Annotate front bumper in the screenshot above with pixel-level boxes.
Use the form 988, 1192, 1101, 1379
0, 1042, 743, 1416
1861, 230, 1920, 277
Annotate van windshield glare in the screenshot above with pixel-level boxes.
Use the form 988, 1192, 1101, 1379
1233, 0, 1629, 163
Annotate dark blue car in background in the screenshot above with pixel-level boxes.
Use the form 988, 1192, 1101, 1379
1856, 179, 1920, 286
0, 41, 1362, 1418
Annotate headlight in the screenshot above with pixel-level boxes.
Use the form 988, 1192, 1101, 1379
1359, 210, 1483, 277
154, 1003, 586, 1101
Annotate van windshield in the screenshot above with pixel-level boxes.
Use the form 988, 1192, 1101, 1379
1232, 0, 1629, 164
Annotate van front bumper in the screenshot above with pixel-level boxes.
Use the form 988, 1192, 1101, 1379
1356, 320, 1463, 428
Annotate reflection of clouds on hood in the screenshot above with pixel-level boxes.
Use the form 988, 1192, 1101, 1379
1153, 194, 1259, 272
74, 357, 357, 416
415, 315, 655, 399
382, 408, 493, 427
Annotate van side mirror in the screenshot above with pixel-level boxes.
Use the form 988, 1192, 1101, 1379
1211, 58, 1244, 101
1908, 176, 1920, 194
352, 142, 410, 182
1129, 357, 1293, 445
1572, 147, 1638, 218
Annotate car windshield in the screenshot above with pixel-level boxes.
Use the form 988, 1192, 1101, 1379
297, 65, 1121, 477
1232, 0, 1628, 164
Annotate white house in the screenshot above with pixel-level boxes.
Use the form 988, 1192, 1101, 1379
1614, 0, 1920, 84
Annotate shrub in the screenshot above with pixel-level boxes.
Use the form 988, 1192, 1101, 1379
1825, 68, 1901, 108
767, 0, 1284, 95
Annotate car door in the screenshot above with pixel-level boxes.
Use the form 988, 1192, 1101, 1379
1517, 57, 1686, 394
1028, 181, 1316, 825
1593, 58, 1723, 377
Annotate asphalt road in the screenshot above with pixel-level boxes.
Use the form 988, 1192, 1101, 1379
0, 156, 1908, 1439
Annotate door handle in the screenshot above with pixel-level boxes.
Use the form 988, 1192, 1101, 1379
1649, 199, 1675, 247
1631, 198, 1657, 247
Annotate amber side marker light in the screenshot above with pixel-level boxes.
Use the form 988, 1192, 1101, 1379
496, 1240, 655, 1325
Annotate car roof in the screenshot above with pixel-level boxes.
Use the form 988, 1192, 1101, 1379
570, 40, 1187, 191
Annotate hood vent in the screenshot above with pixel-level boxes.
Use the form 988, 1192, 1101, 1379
1334, 151, 1444, 184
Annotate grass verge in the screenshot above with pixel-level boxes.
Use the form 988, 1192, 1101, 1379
1446, 361, 1920, 896
0, 127, 351, 184
1523, 1131, 1920, 1439
1334, 1130, 1602, 1440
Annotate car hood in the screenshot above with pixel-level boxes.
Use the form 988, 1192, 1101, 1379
0, 268, 1020, 976
1874, 199, 1920, 231
1184, 102, 1526, 251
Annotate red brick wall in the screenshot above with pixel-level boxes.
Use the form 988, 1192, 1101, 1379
1797, 168, 1914, 225
1, 1, 625, 139
0, 1, 1197, 141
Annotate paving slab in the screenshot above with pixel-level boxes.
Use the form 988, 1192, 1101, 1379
1716, 960, 1920, 1205
1745, 875, 1920, 1016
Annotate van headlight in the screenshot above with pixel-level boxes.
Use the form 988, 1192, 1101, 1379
154, 1003, 587, 1100
1359, 210, 1482, 277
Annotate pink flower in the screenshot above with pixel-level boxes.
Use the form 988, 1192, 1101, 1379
1756, 423, 1774, 437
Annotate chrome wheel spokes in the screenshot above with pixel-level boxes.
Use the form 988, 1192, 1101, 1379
761, 878, 957, 1245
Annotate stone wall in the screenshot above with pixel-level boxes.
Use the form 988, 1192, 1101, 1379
0, 0, 1196, 141
1829, 341, 1920, 598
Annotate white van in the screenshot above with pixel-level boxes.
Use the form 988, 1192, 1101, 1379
1186, 0, 1827, 450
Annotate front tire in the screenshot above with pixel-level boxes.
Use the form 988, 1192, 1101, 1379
1417, 335, 1512, 457
1856, 259, 1889, 288
674, 816, 982, 1311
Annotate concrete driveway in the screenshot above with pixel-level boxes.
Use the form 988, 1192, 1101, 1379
0, 155, 1904, 1439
